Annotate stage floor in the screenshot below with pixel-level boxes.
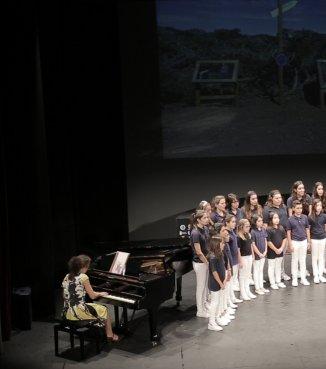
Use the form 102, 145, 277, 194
2, 255, 326, 369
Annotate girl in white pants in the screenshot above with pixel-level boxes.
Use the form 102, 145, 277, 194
251, 214, 269, 295
237, 219, 256, 301
214, 222, 236, 324
207, 234, 227, 331
308, 199, 326, 284
190, 210, 210, 318
266, 212, 287, 289
225, 214, 243, 302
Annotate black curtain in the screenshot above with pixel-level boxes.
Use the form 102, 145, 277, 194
2, 0, 128, 340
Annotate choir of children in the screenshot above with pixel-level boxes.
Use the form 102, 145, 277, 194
190, 181, 326, 332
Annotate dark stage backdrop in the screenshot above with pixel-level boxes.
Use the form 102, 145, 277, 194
118, 1, 326, 240
2, 0, 128, 327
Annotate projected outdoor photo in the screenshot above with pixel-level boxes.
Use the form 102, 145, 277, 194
156, 0, 326, 158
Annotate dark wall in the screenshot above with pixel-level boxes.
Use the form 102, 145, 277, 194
2, 0, 128, 321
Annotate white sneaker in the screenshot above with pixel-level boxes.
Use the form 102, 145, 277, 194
319, 276, 326, 283
314, 276, 320, 284
277, 282, 286, 288
271, 284, 279, 290
248, 292, 256, 299
241, 295, 251, 301
216, 317, 229, 326
300, 279, 310, 286
262, 288, 270, 293
233, 298, 243, 303
196, 311, 209, 318
229, 302, 238, 309
255, 289, 264, 295
225, 313, 235, 320
292, 279, 298, 287
208, 322, 223, 331
227, 307, 236, 314
282, 273, 291, 281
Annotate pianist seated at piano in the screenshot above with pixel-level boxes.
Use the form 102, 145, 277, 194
61, 254, 120, 342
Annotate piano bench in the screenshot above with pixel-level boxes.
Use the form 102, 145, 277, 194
54, 320, 103, 360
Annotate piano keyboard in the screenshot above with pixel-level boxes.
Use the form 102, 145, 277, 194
101, 294, 136, 304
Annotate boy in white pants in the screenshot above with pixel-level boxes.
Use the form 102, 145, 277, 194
287, 200, 311, 287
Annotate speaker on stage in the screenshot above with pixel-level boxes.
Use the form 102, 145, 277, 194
12, 287, 32, 330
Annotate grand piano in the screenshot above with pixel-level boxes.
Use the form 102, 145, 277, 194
87, 237, 192, 346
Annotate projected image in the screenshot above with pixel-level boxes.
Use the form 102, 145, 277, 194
156, 0, 326, 158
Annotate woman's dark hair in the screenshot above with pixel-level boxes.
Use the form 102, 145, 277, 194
243, 190, 262, 220
310, 198, 323, 221
226, 193, 239, 210
251, 213, 262, 228
291, 180, 310, 214
266, 189, 284, 207
208, 234, 223, 259
312, 182, 326, 210
68, 254, 91, 280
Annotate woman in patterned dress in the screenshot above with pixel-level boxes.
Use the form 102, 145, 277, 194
62, 254, 119, 341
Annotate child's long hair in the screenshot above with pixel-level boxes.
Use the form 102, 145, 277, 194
68, 254, 91, 280
237, 218, 251, 240
208, 231, 223, 259
310, 198, 322, 221
243, 190, 262, 220
291, 180, 310, 214
267, 211, 284, 232
251, 214, 262, 229
312, 182, 326, 210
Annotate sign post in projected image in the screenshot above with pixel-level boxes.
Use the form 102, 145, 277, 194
270, 0, 298, 17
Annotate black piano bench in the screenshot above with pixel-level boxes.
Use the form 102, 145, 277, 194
54, 320, 103, 360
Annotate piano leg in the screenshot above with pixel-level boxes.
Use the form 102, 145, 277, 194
114, 306, 120, 330
147, 306, 159, 347
175, 275, 182, 306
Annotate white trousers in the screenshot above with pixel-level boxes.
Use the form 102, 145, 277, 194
239, 255, 253, 299
291, 240, 308, 281
232, 264, 240, 290
311, 238, 326, 278
268, 257, 283, 285
253, 258, 265, 291
193, 261, 209, 314
209, 290, 221, 324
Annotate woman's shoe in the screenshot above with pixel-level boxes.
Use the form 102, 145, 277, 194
107, 333, 120, 342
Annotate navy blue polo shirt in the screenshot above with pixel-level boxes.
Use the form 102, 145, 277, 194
308, 213, 326, 240
251, 228, 267, 260
227, 208, 244, 224
227, 229, 239, 266
211, 211, 226, 224
287, 214, 309, 241
208, 254, 226, 292
190, 226, 209, 262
